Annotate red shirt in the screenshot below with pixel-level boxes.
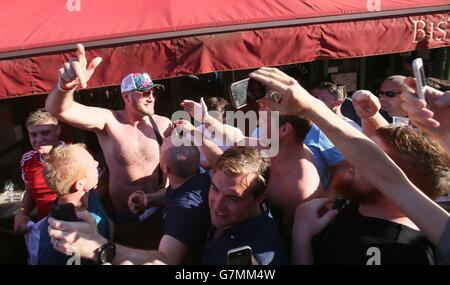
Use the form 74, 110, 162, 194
21, 150, 57, 219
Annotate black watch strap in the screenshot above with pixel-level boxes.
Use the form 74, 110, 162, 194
96, 241, 116, 264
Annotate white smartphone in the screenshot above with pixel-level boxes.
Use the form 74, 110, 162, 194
227, 245, 252, 265
229, 78, 266, 109
412, 58, 426, 100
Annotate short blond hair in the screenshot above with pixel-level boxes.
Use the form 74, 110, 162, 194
26, 108, 58, 128
43, 144, 87, 197
214, 147, 270, 198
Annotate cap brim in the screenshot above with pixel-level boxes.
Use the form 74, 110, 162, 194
134, 84, 165, 92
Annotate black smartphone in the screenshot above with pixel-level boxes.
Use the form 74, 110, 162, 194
50, 203, 78, 221
332, 198, 348, 212
227, 245, 252, 265
230, 78, 266, 109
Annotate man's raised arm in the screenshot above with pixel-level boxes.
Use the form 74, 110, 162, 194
250, 67, 449, 245
45, 44, 108, 132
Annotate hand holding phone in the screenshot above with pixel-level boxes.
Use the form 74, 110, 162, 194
227, 245, 252, 265
50, 203, 78, 221
412, 58, 426, 100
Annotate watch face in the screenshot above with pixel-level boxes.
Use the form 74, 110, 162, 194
100, 243, 115, 263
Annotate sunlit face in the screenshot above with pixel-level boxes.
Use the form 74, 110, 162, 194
77, 148, 99, 191
379, 80, 407, 117
208, 170, 263, 231
126, 90, 157, 116
315, 88, 338, 110
27, 122, 60, 154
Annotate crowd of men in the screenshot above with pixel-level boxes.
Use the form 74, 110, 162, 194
12, 44, 450, 265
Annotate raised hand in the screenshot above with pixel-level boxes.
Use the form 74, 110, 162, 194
57, 44, 102, 91
401, 78, 450, 150
180, 97, 208, 123
249, 67, 315, 117
173, 119, 196, 133
351, 90, 381, 119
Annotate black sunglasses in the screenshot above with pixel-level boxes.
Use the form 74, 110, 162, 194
378, 90, 401, 98
132, 89, 157, 97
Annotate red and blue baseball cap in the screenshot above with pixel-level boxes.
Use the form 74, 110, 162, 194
120, 72, 164, 93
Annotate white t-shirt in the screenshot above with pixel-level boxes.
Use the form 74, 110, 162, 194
343, 117, 362, 131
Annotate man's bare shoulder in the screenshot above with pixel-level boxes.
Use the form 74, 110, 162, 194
152, 115, 173, 136
152, 114, 172, 125
105, 110, 126, 123
95, 109, 126, 133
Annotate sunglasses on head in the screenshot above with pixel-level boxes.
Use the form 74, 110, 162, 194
377, 90, 402, 98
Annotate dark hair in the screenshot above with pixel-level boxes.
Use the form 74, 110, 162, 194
166, 145, 200, 178
279, 116, 312, 142
205, 97, 233, 121
376, 126, 450, 200
214, 147, 270, 199
318, 81, 347, 100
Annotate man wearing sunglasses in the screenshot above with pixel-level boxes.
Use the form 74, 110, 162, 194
378, 75, 409, 118
313, 82, 361, 131
45, 44, 173, 231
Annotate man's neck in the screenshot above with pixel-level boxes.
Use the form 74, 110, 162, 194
169, 173, 197, 190
275, 138, 305, 159
122, 108, 150, 126
334, 106, 344, 119
58, 193, 88, 211
358, 197, 419, 230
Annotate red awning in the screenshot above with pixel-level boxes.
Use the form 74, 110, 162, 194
0, 0, 449, 98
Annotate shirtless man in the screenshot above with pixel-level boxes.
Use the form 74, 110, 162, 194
265, 116, 323, 241
45, 44, 172, 223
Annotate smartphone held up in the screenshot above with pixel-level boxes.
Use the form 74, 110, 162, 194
229, 78, 267, 109
412, 58, 427, 100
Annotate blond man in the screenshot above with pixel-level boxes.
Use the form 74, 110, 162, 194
14, 109, 63, 235
38, 144, 111, 265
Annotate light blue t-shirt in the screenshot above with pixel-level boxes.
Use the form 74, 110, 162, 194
305, 124, 345, 188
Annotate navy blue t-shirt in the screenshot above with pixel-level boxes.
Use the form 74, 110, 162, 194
162, 171, 211, 264
202, 213, 289, 265
38, 190, 110, 265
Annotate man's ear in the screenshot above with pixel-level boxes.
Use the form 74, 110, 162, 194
122, 92, 131, 104
345, 167, 355, 180
280, 123, 291, 137
71, 179, 84, 193
255, 192, 267, 207
335, 98, 344, 107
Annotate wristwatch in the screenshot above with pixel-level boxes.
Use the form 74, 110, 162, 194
95, 241, 116, 264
